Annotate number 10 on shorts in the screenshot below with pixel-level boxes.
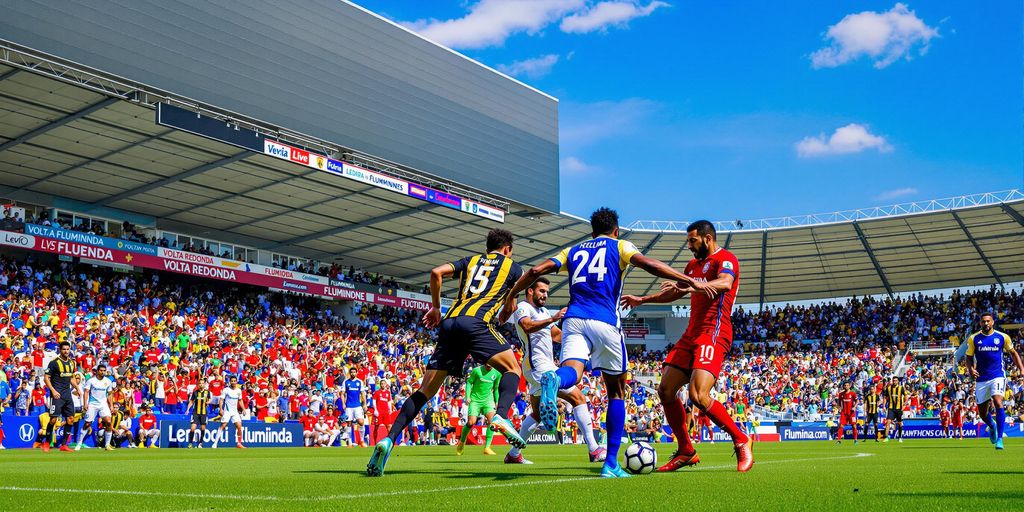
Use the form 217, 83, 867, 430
698, 344, 714, 363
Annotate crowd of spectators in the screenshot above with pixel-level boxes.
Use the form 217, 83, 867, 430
0, 250, 1021, 450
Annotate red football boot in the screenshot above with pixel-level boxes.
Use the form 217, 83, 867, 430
656, 450, 700, 472
734, 438, 754, 472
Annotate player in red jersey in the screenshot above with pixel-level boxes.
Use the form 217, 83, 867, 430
836, 381, 859, 444
951, 400, 965, 439
621, 220, 752, 472
939, 406, 951, 439
371, 382, 393, 445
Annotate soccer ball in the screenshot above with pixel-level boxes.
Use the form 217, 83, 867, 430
624, 441, 657, 474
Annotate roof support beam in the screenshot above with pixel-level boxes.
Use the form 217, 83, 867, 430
0, 68, 21, 83
1000, 203, 1024, 228
11, 129, 175, 194
262, 205, 440, 250
82, 151, 250, 212
758, 230, 768, 311
0, 97, 118, 154
951, 211, 1004, 290
852, 222, 894, 299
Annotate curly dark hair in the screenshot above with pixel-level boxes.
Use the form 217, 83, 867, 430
686, 219, 716, 240
590, 207, 619, 236
486, 229, 514, 252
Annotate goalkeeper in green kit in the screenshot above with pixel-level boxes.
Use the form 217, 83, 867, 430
457, 364, 502, 455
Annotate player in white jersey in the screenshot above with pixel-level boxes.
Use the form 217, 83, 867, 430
505, 276, 606, 464
78, 365, 114, 451
212, 375, 245, 449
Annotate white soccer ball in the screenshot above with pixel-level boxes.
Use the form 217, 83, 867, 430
624, 441, 657, 474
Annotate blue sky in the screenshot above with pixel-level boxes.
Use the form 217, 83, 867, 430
355, 1, 1023, 224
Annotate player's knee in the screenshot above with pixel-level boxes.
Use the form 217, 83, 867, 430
656, 382, 677, 403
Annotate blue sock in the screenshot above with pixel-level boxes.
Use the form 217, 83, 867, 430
983, 412, 995, 431
996, 408, 1006, 439
605, 399, 626, 468
556, 366, 578, 389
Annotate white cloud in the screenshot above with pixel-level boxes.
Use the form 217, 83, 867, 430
875, 187, 918, 201
795, 123, 893, 157
561, 156, 593, 173
559, 1, 669, 34
497, 54, 560, 78
810, 3, 938, 69
403, 0, 584, 50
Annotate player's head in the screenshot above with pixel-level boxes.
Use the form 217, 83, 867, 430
686, 220, 717, 259
979, 312, 995, 332
229, 375, 239, 387
59, 341, 71, 357
198, 379, 207, 388
843, 381, 851, 390
96, 364, 107, 377
590, 207, 619, 238
72, 371, 83, 384
348, 367, 357, 378
111, 401, 120, 411
527, 276, 551, 307
486, 229, 514, 256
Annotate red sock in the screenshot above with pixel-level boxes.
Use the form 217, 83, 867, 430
706, 401, 748, 444
663, 398, 695, 454
852, 424, 858, 441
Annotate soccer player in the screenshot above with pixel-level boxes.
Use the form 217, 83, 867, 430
68, 372, 84, 450
137, 405, 160, 448
965, 312, 1024, 450
506, 276, 605, 464
620, 220, 753, 472
939, 405, 951, 439
108, 402, 132, 449
186, 379, 211, 448
342, 367, 367, 447
301, 408, 319, 447
371, 381, 393, 445
951, 399, 965, 440
368, 229, 528, 476
212, 375, 245, 449
501, 208, 693, 478
883, 377, 906, 443
42, 341, 78, 453
321, 405, 342, 447
863, 383, 880, 442
457, 364, 501, 455
80, 364, 114, 451
836, 381, 858, 444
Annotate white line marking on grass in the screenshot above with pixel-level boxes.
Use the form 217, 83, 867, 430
0, 452, 874, 502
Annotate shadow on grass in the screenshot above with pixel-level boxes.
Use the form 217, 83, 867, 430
295, 468, 592, 480
898, 446, 977, 450
943, 470, 1024, 475
885, 491, 1024, 500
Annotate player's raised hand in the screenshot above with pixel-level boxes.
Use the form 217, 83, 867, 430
620, 295, 644, 309
421, 307, 441, 329
552, 307, 568, 321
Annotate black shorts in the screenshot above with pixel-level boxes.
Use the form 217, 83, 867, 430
192, 414, 208, 426
887, 409, 903, 421
865, 412, 878, 424
427, 316, 511, 377
49, 397, 75, 419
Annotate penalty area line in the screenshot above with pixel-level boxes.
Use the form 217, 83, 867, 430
0, 452, 875, 502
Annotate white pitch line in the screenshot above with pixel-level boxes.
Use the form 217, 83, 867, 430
0, 452, 875, 502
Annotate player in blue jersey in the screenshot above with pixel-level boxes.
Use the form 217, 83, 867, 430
501, 207, 695, 478
342, 367, 367, 447
965, 312, 1024, 450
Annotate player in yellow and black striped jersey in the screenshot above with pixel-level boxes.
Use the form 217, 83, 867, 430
884, 377, 906, 442
863, 385, 880, 441
188, 380, 212, 448
367, 229, 529, 476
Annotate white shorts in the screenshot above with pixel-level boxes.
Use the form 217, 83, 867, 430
140, 428, 160, 437
221, 411, 242, 425
344, 407, 365, 422
84, 403, 111, 422
976, 377, 1006, 404
560, 317, 627, 375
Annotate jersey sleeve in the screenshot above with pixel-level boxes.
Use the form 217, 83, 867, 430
1002, 333, 1013, 352
449, 256, 470, 275
618, 240, 641, 270
550, 247, 570, 272
507, 262, 524, 287
511, 302, 531, 327
45, 360, 58, 379
965, 334, 976, 356
719, 252, 739, 278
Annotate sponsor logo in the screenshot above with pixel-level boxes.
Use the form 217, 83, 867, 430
399, 298, 430, 311
408, 184, 427, 199
19, 424, 35, 442
281, 281, 309, 291
264, 140, 290, 159
326, 158, 345, 174
473, 204, 479, 214
432, 191, 461, 208
301, 274, 322, 283
162, 260, 237, 280
161, 249, 216, 265
781, 428, 830, 441
1, 231, 34, 249
40, 239, 114, 261
313, 156, 327, 170
264, 267, 295, 279
220, 261, 243, 269
26, 224, 104, 246
289, 147, 310, 165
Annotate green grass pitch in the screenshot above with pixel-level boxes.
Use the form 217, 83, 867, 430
1, 439, 1020, 511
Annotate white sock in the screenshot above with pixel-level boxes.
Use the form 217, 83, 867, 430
573, 404, 599, 452
510, 416, 540, 457
104, 431, 112, 447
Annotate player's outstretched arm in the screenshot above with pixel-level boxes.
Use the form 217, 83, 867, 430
500, 259, 559, 323
628, 253, 689, 283
423, 263, 456, 329
620, 281, 690, 308
518, 307, 566, 334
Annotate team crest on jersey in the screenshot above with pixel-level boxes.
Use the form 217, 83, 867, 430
702, 262, 711, 273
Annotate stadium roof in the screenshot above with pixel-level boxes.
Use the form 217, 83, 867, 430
1, 43, 1022, 308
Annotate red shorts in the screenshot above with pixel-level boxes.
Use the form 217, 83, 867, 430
840, 413, 855, 425
698, 416, 712, 427
664, 331, 731, 377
